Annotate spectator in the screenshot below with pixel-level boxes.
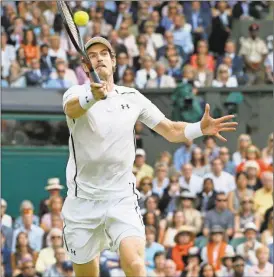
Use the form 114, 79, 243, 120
21, 29, 40, 66
180, 246, 201, 277
166, 54, 183, 82
179, 164, 203, 195
232, 255, 248, 277
203, 192, 234, 238
39, 44, 54, 75
100, 249, 123, 277
261, 211, 273, 246
243, 161, 263, 192
170, 15, 194, 55
201, 226, 234, 271
248, 246, 272, 276
143, 196, 161, 217
148, 251, 166, 277
138, 177, 155, 212
11, 232, 38, 276
189, 147, 211, 177
148, 10, 166, 35
152, 163, 169, 198
155, 151, 178, 178
15, 258, 41, 277
113, 52, 131, 83
204, 158, 236, 194
42, 246, 66, 277
209, 1, 232, 55
234, 195, 261, 238
217, 248, 235, 277
212, 64, 238, 87
261, 133, 273, 166
254, 172, 273, 218
232, 134, 252, 167
133, 148, 154, 183
1, 231, 12, 277
9, 60, 28, 88
236, 222, 262, 266
9, 17, 25, 50
169, 225, 196, 272
123, 14, 139, 37
158, 43, 179, 68
145, 226, 165, 271
37, 24, 52, 46
193, 54, 213, 87
146, 62, 176, 88
199, 263, 217, 277
16, 46, 28, 69
227, 172, 253, 215
173, 141, 197, 172
108, 30, 128, 56
177, 191, 202, 234
144, 21, 164, 50
232, 1, 261, 20
190, 40, 215, 72
196, 178, 217, 216
12, 212, 44, 253
42, 1, 58, 27
203, 136, 220, 163
1, 198, 12, 228
48, 35, 67, 62
1, 224, 13, 252
160, 4, 179, 31
1, 31, 16, 79
219, 147, 236, 176
14, 200, 40, 229
25, 58, 49, 87
239, 23, 268, 85
164, 259, 178, 277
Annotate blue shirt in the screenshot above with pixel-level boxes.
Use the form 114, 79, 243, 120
145, 242, 164, 270
173, 144, 197, 172
12, 224, 44, 253
269, 243, 274, 264
172, 27, 194, 54
223, 161, 236, 176
14, 215, 40, 229
43, 79, 73, 89
192, 12, 199, 30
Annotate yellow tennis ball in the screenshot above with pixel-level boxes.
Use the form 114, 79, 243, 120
74, 11, 89, 26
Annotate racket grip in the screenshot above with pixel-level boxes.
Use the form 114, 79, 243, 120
90, 70, 107, 100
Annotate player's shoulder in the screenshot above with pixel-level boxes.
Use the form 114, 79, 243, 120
63, 83, 89, 101
115, 85, 141, 96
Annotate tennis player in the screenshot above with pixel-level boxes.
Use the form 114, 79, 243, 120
62, 36, 237, 277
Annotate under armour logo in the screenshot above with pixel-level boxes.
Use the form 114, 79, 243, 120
70, 249, 76, 256
121, 104, 130, 109
85, 96, 89, 103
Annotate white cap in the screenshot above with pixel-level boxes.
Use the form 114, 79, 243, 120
45, 178, 64, 191
136, 148, 146, 157
1, 198, 7, 207
244, 222, 257, 232
223, 248, 235, 258
180, 190, 196, 199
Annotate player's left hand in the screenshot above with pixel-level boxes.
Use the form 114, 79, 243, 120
201, 104, 238, 142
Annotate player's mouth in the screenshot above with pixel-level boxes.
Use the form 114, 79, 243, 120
97, 64, 106, 69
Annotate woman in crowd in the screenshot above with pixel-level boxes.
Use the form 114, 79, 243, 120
232, 134, 252, 166
212, 64, 238, 87
21, 29, 40, 65
143, 212, 160, 241
138, 176, 155, 212
152, 163, 170, 198
9, 60, 27, 88
180, 247, 201, 277
227, 172, 253, 214
199, 263, 217, 277
118, 68, 136, 88
155, 151, 178, 177
143, 195, 161, 216
243, 161, 262, 191
261, 211, 273, 246
261, 133, 273, 166
189, 147, 211, 177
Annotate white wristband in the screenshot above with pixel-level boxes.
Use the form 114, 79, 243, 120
79, 92, 97, 110
185, 121, 203, 141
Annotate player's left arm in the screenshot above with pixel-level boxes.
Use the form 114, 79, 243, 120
153, 104, 238, 143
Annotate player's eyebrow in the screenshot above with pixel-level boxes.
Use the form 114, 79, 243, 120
88, 49, 108, 55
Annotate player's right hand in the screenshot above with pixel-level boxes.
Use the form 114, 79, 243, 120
90, 82, 107, 101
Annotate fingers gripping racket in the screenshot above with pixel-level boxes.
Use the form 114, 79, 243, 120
57, 0, 101, 84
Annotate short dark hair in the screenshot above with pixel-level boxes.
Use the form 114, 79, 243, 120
235, 172, 248, 182
216, 192, 226, 199
153, 251, 165, 262
203, 135, 216, 143
232, 255, 245, 263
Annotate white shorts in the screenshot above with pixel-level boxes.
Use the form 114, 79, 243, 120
61, 194, 145, 264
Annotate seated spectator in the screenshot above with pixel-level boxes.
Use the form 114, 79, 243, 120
1, 198, 12, 228
1, 225, 13, 252
143, 211, 160, 235
1, 31, 16, 80
193, 54, 213, 87
190, 40, 215, 72
260, 206, 273, 233
15, 258, 41, 277
248, 246, 273, 276
212, 64, 238, 87
264, 48, 273, 84
232, 134, 252, 167
143, 196, 161, 217
203, 136, 220, 163
239, 23, 268, 85
12, 212, 44, 253
158, 44, 183, 69
261, 133, 273, 166
152, 163, 169, 198
113, 1, 136, 30
170, 14, 194, 55
217, 248, 235, 277
25, 58, 49, 87
1, 231, 12, 277
100, 249, 124, 277
173, 141, 196, 172
219, 147, 236, 176
243, 161, 262, 191
164, 259, 178, 277
204, 158, 236, 194
201, 226, 234, 271
145, 226, 165, 272
35, 228, 63, 274
9, 16, 25, 50
199, 263, 217, 277
227, 172, 253, 215
232, 1, 261, 20
160, 4, 180, 31
21, 29, 40, 66
155, 151, 178, 178
108, 30, 128, 56
43, 63, 73, 89
146, 62, 176, 88
11, 232, 38, 276
236, 222, 262, 266
122, 14, 139, 38
113, 52, 131, 83
135, 54, 157, 89
48, 35, 67, 62
169, 225, 196, 272
16, 46, 28, 69
14, 200, 40, 229
39, 44, 54, 75
203, 192, 234, 238
232, 255, 249, 277
180, 246, 201, 277
144, 21, 164, 50
147, 10, 165, 35
166, 54, 183, 82
42, 247, 66, 277
37, 24, 52, 46
179, 164, 203, 195
254, 172, 273, 218
118, 67, 136, 88
148, 251, 166, 277
177, 191, 202, 234
261, 211, 273, 246
9, 61, 27, 88
234, 196, 261, 238
161, 1, 183, 19
138, 177, 155, 211
196, 178, 217, 216
190, 147, 211, 177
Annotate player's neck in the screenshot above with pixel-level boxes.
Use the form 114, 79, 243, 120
105, 76, 115, 92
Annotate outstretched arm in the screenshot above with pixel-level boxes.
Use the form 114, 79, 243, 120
153, 104, 238, 143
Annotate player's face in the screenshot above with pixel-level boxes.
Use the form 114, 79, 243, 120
87, 44, 116, 81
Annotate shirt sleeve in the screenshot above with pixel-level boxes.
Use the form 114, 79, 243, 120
62, 85, 82, 111
136, 91, 166, 129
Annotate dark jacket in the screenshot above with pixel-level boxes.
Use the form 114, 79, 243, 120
196, 190, 217, 211
232, 2, 261, 19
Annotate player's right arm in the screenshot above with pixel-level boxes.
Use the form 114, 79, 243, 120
64, 82, 107, 119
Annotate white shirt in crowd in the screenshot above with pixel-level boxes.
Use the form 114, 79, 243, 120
203, 171, 236, 194
63, 84, 165, 200
1, 44, 16, 78
152, 177, 169, 198
135, 69, 157, 89
1, 214, 13, 228
212, 76, 238, 87
179, 174, 203, 195
49, 48, 68, 62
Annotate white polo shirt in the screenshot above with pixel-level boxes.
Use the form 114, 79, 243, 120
63, 84, 165, 200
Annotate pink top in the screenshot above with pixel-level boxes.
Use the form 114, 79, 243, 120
248, 262, 273, 277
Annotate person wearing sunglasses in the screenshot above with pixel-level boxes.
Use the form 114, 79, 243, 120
232, 255, 248, 277
15, 258, 40, 277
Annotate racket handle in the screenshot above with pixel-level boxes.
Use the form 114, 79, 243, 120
90, 70, 107, 100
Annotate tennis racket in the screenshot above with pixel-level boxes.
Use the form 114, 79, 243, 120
57, 0, 101, 84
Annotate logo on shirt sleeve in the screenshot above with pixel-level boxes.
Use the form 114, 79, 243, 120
121, 104, 130, 109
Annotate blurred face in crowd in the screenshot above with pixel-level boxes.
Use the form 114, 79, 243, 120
223, 257, 233, 270
155, 254, 166, 270
1, 32, 7, 47
55, 247, 66, 264
145, 24, 155, 35
219, 147, 230, 163
26, 30, 34, 44
41, 45, 49, 56
51, 232, 63, 248
211, 232, 223, 243
239, 135, 251, 149
245, 229, 257, 241
183, 66, 195, 80
146, 229, 156, 244
225, 41, 236, 54
31, 59, 40, 70
49, 189, 60, 197
164, 260, 176, 277
143, 56, 153, 70
218, 66, 230, 82
93, 22, 101, 35
212, 159, 223, 175
1, 203, 7, 217
94, 11, 103, 22
21, 261, 36, 277
246, 146, 258, 160
192, 1, 201, 11
50, 35, 60, 49
146, 196, 157, 212
215, 194, 227, 210
168, 55, 179, 68
203, 179, 214, 193
182, 163, 193, 179
164, 31, 174, 44
177, 232, 192, 245
246, 166, 258, 178
181, 197, 193, 209
205, 137, 216, 149
173, 211, 184, 226
169, 177, 180, 195
51, 197, 63, 213
51, 214, 63, 229
261, 172, 273, 191
233, 259, 245, 274
241, 196, 253, 212
151, 11, 160, 23
192, 147, 203, 162
197, 41, 208, 55
257, 248, 269, 264
218, 1, 227, 13
223, 56, 232, 68
56, 65, 66, 80
135, 154, 145, 167
117, 52, 128, 66
173, 15, 184, 28
109, 30, 119, 43
197, 54, 207, 68
159, 152, 171, 165
155, 63, 166, 77
123, 69, 134, 83
23, 214, 33, 229
202, 264, 215, 277
17, 232, 29, 247
156, 165, 168, 180
119, 22, 129, 38
236, 173, 248, 190
145, 212, 155, 226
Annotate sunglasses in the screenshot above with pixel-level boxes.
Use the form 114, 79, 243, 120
242, 200, 253, 204
51, 236, 62, 239
57, 70, 65, 73
217, 199, 227, 202
234, 264, 244, 267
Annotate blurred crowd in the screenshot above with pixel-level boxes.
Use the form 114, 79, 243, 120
1, 0, 274, 90
1, 126, 273, 277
